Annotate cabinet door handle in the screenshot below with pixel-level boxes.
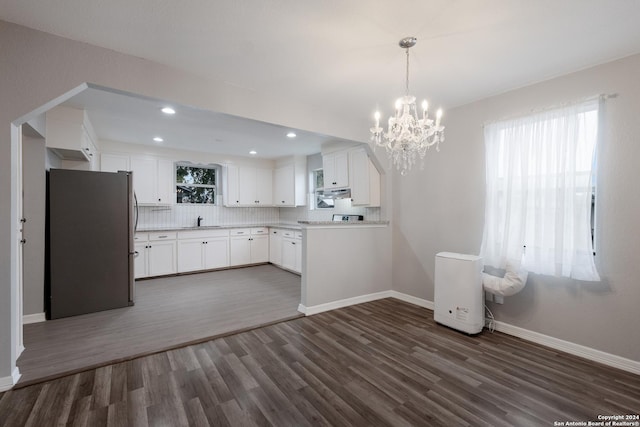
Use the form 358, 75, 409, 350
158, 235, 168, 238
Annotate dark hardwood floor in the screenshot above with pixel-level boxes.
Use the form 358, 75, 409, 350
2, 298, 639, 426
17, 264, 302, 386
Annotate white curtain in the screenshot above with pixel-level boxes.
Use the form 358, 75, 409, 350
481, 99, 600, 281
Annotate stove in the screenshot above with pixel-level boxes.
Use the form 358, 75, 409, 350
332, 214, 364, 222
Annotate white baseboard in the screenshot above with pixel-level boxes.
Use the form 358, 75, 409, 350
493, 320, 640, 375
17, 344, 25, 359
298, 290, 392, 316
23, 312, 46, 324
0, 367, 21, 392
388, 291, 434, 310
300, 290, 640, 375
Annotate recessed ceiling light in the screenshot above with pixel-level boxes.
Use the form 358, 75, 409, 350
286, 132, 297, 138
249, 150, 257, 155
153, 137, 164, 142
161, 107, 176, 115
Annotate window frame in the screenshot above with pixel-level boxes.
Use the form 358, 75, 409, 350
175, 162, 220, 205
311, 168, 335, 209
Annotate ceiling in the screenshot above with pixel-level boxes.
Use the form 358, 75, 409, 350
3, 1, 640, 158
60, 85, 338, 159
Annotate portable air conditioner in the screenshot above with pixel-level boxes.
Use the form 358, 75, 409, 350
434, 252, 484, 334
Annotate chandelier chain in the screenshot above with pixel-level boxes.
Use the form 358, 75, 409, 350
405, 48, 410, 96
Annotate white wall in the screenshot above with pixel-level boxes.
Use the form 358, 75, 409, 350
0, 20, 373, 386
392, 53, 640, 362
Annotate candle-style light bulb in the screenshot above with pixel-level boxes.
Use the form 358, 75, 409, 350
436, 108, 443, 127
422, 100, 428, 120
374, 111, 381, 128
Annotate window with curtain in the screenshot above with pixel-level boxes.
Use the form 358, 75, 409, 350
480, 98, 600, 281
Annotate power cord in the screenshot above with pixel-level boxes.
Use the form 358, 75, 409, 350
484, 304, 496, 333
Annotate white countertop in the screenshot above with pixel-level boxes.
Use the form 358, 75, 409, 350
136, 222, 302, 233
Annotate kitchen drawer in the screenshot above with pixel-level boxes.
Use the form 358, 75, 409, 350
229, 228, 250, 236
134, 233, 149, 242
282, 230, 295, 238
177, 229, 229, 240
149, 231, 177, 241
251, 227, 268, 235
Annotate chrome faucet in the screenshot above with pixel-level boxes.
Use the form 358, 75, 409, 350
197, 216, 203, 227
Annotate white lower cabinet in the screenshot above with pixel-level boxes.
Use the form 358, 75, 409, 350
269, 229, 282, 265
230, 228, 269, 266
203, 238, 230, 269
177, 229, 230, 273
135, 232, 177, 278
281, 230, 302, 273
148, 240, 178, 276
270, 228, 302, 274
134, 241, 149, 279
251, 235, 269, 263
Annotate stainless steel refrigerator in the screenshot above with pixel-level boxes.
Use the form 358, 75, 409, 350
46, 169, 135, 319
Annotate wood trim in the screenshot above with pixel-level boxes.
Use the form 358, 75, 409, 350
22, 312, 46, 324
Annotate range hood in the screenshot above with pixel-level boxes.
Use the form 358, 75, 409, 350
318, 188, 351, 200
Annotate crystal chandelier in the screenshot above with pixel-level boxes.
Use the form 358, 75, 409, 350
370, 37, 445, 175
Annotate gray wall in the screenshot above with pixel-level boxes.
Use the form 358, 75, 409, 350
22, 135, 46, 315
302, 225, 392, 308
392, 53, 640, 362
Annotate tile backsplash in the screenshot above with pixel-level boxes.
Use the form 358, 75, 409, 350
137, 204, 280, 229
137, 198, 381, 229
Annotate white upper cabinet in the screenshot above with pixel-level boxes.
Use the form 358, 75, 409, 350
349, 147, 381, 207
156, 159, 175, 205
238, 167, 258, 205
224, 165, 273, 207
323, 150, 350, 189
224, 164, 241, 206
273, 157, 307, 207
130, 156, 174, 205
273, 165, 294, 206
45, 106, 98, 162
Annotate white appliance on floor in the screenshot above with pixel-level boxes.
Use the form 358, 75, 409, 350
434, 252, 484, 334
